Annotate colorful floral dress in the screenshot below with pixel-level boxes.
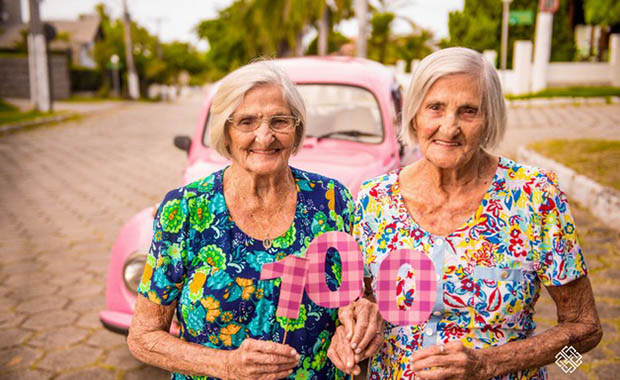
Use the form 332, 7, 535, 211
139, 167, 355, 380
353, 157, 587, 380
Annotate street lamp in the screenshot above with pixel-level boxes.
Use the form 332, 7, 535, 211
110, 54, 120, 98
500, 0, 513, 71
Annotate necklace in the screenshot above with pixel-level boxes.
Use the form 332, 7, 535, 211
248, 199, 287, 250
240, 170, 295, 250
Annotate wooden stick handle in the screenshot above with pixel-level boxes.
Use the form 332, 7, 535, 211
282, 319, 289, 344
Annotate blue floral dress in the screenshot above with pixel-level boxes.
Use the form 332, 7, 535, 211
138, 167, 355, 380
354, 157, 587, 380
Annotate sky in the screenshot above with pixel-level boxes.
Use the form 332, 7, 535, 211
24, 0, 464, 50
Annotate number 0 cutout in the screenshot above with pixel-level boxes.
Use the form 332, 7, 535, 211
305, 231, 364, 308
375, 249, 437, 325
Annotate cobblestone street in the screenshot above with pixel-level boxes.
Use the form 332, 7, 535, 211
0, 98, 618, 380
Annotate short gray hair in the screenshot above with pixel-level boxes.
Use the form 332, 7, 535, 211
208, 60, 307, 158
400, 47, 506, 149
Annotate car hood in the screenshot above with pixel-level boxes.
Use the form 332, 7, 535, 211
183, 145, 385, 197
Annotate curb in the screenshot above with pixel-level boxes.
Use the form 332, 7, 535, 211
516, 146, 620, 230
0, 113, 77, 134
506, 96, 620, 108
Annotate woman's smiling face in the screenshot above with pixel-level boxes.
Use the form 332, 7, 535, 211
414, 73, 486, 170
226, 84, 297, 176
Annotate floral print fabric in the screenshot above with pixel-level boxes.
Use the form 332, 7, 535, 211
353, 157, 587, 380
139, 167, 355, 380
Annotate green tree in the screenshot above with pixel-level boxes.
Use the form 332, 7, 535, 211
445, 0, 576, 66
584, 0, 620, 26
584, 0, 620, 60
92, 3, 208, 94
196, 0, 352, 80
365, 2, 434, 69
305, 31, 350, 55
368, 12, 395, 63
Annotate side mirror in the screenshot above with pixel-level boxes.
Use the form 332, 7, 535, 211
173, 135, 191, 154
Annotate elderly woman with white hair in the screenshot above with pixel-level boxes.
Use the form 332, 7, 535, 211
328, 47, 602, 379
127, 60, 358, 380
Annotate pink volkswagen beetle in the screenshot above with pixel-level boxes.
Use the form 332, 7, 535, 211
100, 56, 417, 334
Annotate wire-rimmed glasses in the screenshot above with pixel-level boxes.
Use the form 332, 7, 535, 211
226, 114, 299, 133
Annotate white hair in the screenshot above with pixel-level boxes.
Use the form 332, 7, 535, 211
400, 47, 506, 149
208, 60, 306, 158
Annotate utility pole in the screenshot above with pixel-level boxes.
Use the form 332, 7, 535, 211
355, 0, 367, 58
154, 17, 164, 59
27, 0, 51, 112
317, 6, 328, 56
122, 0, 140, 99
500, 0, 513, 71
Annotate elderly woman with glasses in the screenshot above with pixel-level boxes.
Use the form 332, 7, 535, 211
328, 47, 602, 380
127, 61, 359, 380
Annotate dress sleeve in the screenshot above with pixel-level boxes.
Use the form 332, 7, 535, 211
137, 188, 189, 305
534, 171, 588, 286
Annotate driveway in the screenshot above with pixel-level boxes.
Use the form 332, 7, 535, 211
0, 99, 618, 379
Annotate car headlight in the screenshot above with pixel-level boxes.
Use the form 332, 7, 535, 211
123, 252, 147, 295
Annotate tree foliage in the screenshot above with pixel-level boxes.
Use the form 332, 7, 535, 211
584, 0, 620, 26
196, 0, 353, 80
305, 31, 350, 55
91, 3, 207, 95
445, 0, 576, 65
366, 10, 433, 69
195, 0, 433, 78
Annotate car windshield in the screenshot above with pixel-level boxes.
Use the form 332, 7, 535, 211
298, 84, 383, 143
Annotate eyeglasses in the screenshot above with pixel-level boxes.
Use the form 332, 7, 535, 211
226, 114, 299, 133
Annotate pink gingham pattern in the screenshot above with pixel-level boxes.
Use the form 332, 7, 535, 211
375, 249, 436, 325
260, 255, 309, 319
305, 231, 364, 308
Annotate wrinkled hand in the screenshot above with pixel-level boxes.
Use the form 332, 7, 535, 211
409, 341, 490, 380
338, 298, 384, 361
226, 338, 300, 380
327, 325, 360, 375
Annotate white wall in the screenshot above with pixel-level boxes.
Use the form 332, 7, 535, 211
391, 34, 620, 95
546, 62, 610, 87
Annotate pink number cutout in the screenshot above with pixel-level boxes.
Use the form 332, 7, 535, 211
375, 249, 436, 325
260, 255, 309, 319
305, 231, 364, 308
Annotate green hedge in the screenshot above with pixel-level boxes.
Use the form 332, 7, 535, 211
70, 66, 102, 92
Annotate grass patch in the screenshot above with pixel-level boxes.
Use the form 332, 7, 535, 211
0, 98, 63, 126
63, 95, 124, 102
0, 109, 52, 125
0, 98, 18, 112
528, 139, 620, 191
506, 86, 620, 100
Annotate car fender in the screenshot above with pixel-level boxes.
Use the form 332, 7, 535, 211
103, 207, 155, 315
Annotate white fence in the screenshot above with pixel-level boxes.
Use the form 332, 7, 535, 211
546, 62, 610, 87
391, 33, 620, 95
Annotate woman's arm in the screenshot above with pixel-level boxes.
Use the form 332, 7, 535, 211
329, 277, 383, 374
410, 276, 602, 380
127, 295, 300, 380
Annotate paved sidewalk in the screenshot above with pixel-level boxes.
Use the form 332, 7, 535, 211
0, 101, 618, 379
496, 104, 620, 158
3, 98, 131, 114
